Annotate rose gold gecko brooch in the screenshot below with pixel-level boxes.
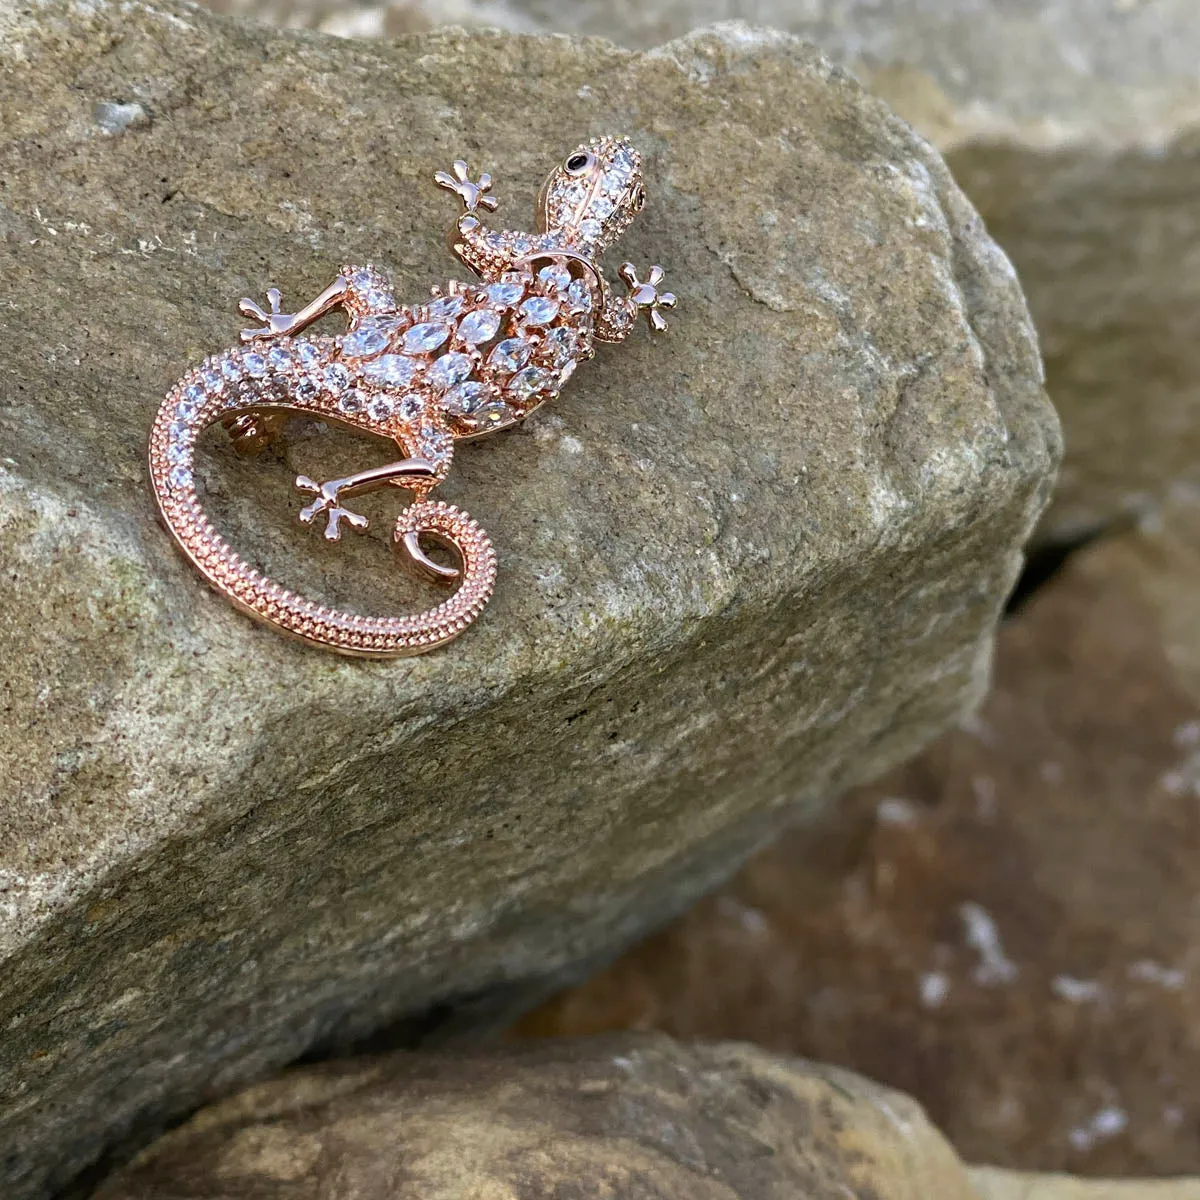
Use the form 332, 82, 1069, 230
149, 137, 675, 656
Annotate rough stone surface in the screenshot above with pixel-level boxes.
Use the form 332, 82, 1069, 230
226, 0, 1200, 542
0, 4, 1056, 1194
92, 1033, 979, 1199
518, 489, 1200, 1176
972, 1170, 1200, 1200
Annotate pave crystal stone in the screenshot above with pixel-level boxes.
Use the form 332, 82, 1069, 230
567, 279, 594, 312
418, 424, 452, 465
295, 376, 319, 403
366, 395, 394, 423
183, 382, 205, 406
519, 296, 560, 326
322, 363, 351, 394
508, 365, 551, 401
263, 346, 289, 373
362, 355, 421, 388
443, 381, 488, 416
488, 337, 534, 375
220, 356, 242, 382
341, 324, 390, 360
167, 420, 188, 441
200, 368, 223, 395
538, 264, 572, 294
485, 280, 525, 308
167, 465, 192, 490
165, 441, 188, 465
426, 352, 473, 392
174, 397, 199, 421
457, 308, 501, 345
337, 389, 364, 414
243, 352, 268, 378
576, 218, 603, 243
402, 322, 451, 355
296, 342, 322, 369
426, 294, 465, 321
590, 195, 615, 220
396, 393, 424, 422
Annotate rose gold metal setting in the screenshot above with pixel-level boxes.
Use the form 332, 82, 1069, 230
149, 137, 673, 657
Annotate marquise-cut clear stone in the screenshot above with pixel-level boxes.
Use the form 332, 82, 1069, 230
443, 381, 488, 416
402, 322, 451, 354
537, 264, 572, 294
519, 296, 559, 326
427, 294, 465, 321
486, 281, 525, 308
362, 355, 421, 387
567, 279, 593, 312
543, 326, 579, 368
457, 308, 501, 345
323, 363, 351, 394
488, 338, 533, 374
341, 324, 390, 360
426, 352, 473, 392
508, 365, 550, 401
472, 400, 517, 428
244, 352, 268, 378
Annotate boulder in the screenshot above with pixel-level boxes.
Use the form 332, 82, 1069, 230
972, 1169, 1200, 1200
0, 4, 1056, 1194
257, 0, 1200, 542
92, 1033, 980, 1199
518, 489, 1200, 1175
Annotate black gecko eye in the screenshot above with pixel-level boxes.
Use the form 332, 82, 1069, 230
565, 151, 594, 176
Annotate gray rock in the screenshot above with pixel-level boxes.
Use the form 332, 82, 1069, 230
272, 0, 1200, 542
0, 4, 1056, 1195
92, 1033, 980, 1199
972, 1169, 1200, 1200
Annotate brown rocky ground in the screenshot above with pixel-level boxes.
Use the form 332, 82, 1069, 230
517, 492, 1200, 1176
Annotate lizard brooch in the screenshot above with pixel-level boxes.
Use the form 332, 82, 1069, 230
148, 137, 675, 657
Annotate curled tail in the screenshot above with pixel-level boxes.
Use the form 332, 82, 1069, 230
149, 357, 496, 658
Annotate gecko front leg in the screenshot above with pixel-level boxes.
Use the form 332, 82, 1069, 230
238, 277, 350, 343
594, 262, 677, 343
434, 159, 534, 281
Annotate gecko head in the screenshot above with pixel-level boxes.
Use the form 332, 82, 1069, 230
537, 136, 646, 252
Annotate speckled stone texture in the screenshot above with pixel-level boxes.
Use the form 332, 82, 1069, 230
972, 1171, 1200, 1200
92, 1033, 980, 1199
237, 0, 1200, 543
517, 489, 1200, 1176
0, 3, 1056, 1194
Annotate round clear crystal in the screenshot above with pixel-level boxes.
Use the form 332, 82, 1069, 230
576, 218, 603, 243
567, 279, 593, 312
323, 363, 351, 394
296, 376, 320, 403
543, 327, 579, 368
296, 342, 322, 369
167, 465, 192, 490
338, 389, 364, 414
220, 357, 242, 382
396, 393, 424, 422
366, 395, 394, 423
166, 442, 188, 465
402, 322, 451, 354
244, 352, 268, 378
457, 308, 501, 345
201, 368, 223, 395
266, 346, 293, 373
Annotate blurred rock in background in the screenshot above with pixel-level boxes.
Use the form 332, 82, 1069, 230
202, 0, 1200, 545
92, 1034, 981, 1199
518, 486, 1200, 1177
